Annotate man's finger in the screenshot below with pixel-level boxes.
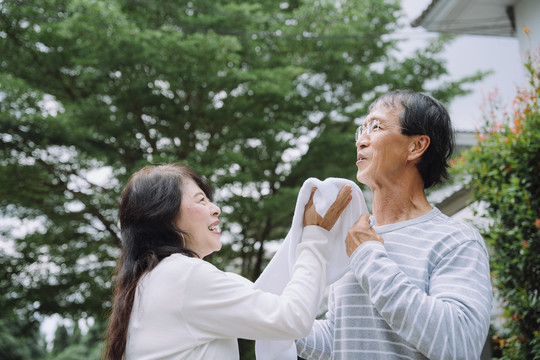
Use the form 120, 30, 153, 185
353, 213, 372, 228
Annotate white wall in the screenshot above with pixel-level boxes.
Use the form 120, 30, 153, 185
515, 0, 540, 59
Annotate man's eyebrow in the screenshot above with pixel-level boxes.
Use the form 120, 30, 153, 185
194, 191, 207, 199
365, 117, 378, 123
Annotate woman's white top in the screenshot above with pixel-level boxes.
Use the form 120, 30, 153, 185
125, 226, 330, 360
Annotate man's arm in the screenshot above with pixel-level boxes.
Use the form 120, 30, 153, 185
351, 239, 492, 360
296, 286, 336, 360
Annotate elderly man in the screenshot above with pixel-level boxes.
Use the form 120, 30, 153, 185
297, 90, 492, 360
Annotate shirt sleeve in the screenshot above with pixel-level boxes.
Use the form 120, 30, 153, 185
181, 226, 330, 342
350, 239, 492, 360
295, 287, 335, 360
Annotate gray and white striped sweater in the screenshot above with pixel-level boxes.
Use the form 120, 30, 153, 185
297, 208, 492, 360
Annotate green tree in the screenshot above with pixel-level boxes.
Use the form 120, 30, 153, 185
0, 251, 47, 359
455, 51, 540, 359
47, 320, 104, 360
1, 0, 484, 334
0, 316, 46, 360
51, 324, 70, 356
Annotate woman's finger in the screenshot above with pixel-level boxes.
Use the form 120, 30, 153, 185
304, 187, 317, 213
326, 185, 352, 215
320, 185, 352, 230
304, 187, 323, 226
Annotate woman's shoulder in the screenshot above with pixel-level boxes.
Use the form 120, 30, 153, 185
156, 255, 253, 296
156, 254, 252, 288
148, 253, 220, 283
160, 253, 216, 271
224, 271, 253, 286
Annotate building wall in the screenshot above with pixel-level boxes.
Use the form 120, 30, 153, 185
515, 0, 540, 59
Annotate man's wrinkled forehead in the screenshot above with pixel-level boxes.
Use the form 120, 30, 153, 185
368, 97, 405, 120
370, 93, 406, 112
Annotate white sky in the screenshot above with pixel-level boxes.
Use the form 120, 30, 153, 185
401, 0, 525, 131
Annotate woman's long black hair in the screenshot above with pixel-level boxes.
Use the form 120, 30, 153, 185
103, 163, 213, 360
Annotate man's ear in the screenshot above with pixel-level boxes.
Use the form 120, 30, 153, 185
408, 135, 430, 162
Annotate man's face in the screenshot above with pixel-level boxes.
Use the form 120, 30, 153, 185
355, 103, 412, 189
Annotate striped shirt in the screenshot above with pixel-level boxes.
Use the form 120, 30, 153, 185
297, 208, 492, 360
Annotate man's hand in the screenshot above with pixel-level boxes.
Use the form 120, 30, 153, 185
303, 185, 352, 231
345, 213, 384, 256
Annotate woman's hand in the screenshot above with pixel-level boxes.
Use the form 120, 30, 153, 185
345, 213, 384, 256
303, 185, 352, 231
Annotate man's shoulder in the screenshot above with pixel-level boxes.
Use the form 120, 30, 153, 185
430, 209, 482, 238
380, 208, 485, 251
423, 210, 488, 256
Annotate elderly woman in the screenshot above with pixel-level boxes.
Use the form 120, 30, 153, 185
103, 163, 351, 359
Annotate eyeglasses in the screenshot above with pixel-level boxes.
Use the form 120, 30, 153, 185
355, 120, 383, 141
355, 119, 404, 142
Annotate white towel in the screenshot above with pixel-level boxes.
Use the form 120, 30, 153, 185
254, 177, 369, 360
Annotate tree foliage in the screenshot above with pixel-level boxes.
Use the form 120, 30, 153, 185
0, 317, 46, 360
0, 0, 483, 331
47, 321, 104, 360
455, 50, 540, 359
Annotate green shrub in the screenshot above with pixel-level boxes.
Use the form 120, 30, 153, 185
454, 49, 540, 359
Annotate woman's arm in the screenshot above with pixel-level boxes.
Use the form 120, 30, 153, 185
181, 185, 352, 342
181, 226, 328, 341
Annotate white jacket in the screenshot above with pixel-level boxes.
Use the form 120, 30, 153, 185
125, 226, 330, 360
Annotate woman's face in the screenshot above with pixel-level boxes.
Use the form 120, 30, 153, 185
176, 179, 221, 258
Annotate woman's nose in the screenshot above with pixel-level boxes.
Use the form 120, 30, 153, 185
210, 202, 221, 216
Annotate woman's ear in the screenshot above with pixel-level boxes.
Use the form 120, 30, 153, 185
407, 135, 430, 162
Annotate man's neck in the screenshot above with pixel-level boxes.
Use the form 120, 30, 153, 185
370, 182, 432, 226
